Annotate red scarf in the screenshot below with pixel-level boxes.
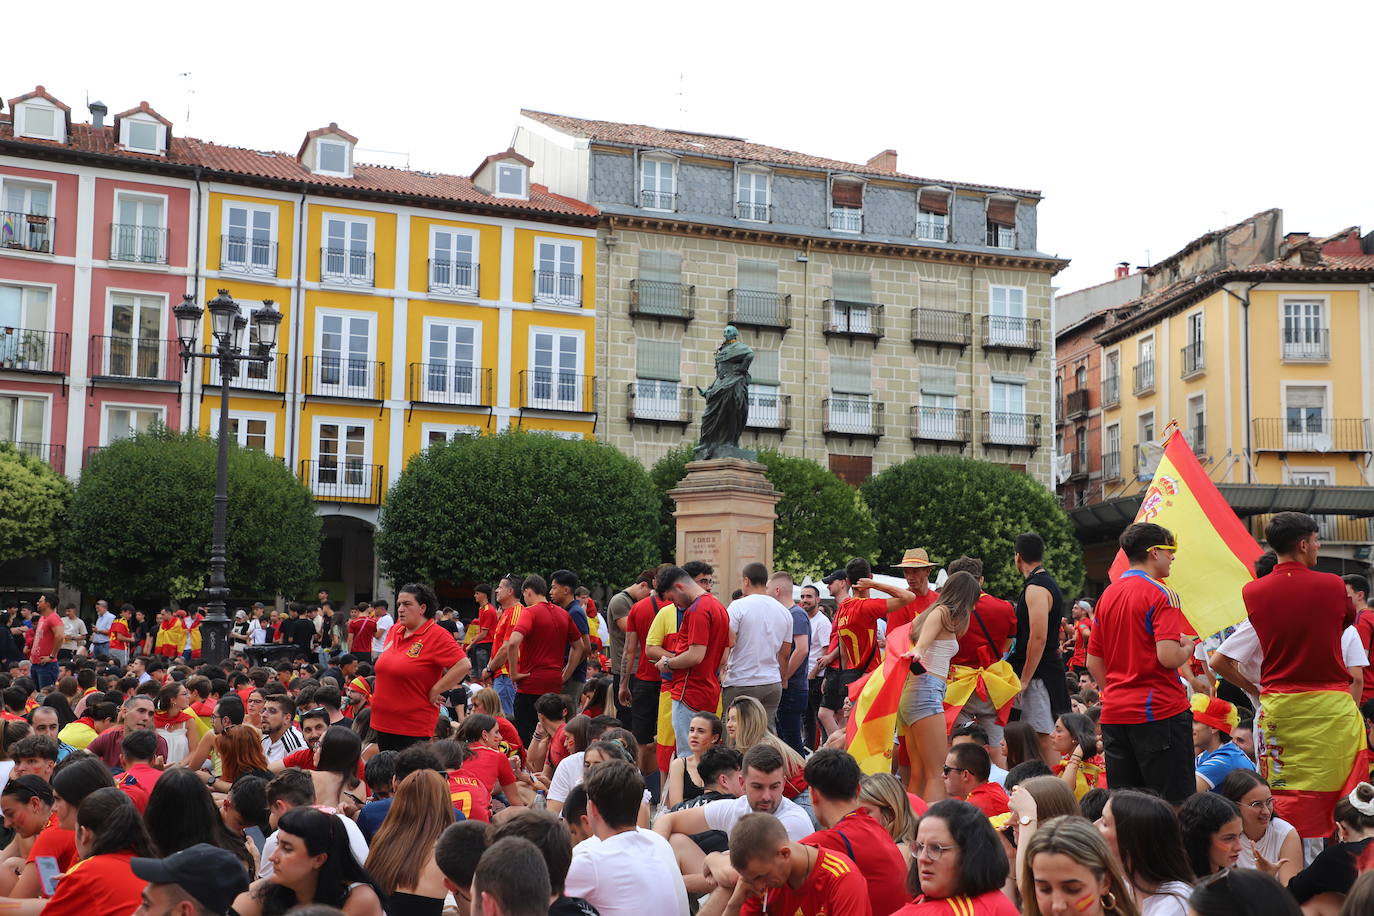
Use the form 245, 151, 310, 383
154, 710, 192, 728
72, 717, 94, 729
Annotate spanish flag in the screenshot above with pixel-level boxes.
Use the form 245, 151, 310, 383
845, 621, 912, 774
1107, 427, 1262, 638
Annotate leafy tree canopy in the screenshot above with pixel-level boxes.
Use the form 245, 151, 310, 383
377, 430, 659, 589
0, 444, 73, 565
63, 429, 320, 601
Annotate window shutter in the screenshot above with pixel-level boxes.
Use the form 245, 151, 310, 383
919, 279, 957, 311
830, 356, 871, 394
1288, 386, 1325, 409
986, 198, 1017, 227
737, 259, 777, 292
638, 250, 682, 284
828, 454, 874, 486
917, 189, 950, 216
831, 180, 863, 208
636, 339, 680, 382
920, 366, 956, 397
750, 349, 780, 386
832, 270, 872, 304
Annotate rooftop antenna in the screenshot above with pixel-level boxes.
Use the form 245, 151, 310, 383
677, 72, 686, 119
178, 71, 193, 133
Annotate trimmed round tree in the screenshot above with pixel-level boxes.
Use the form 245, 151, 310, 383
649, 447, 877, 581
861, 455, 1084, 599
63, 429, 320, 601
0, 443, 73, 566
377, 430, 659, 588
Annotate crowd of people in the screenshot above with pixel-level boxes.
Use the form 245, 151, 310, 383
0, 509, 1369, 915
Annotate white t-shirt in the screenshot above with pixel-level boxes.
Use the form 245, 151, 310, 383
372, 614, 394, 653
723, 593, 795, 687
565, 828, 688, 916
702, 794, 813, 841
1216, 621, 1365, 706
1236, 816, 1297, 870
249, 620, 268, 645
62, 617, 87, 651
1139, 881, 1191, 916
549, 751, 585, 803
258, 811, 369, 879
808, 612, 832, 676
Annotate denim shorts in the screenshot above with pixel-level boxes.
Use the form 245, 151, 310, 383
899, 672, 947, 726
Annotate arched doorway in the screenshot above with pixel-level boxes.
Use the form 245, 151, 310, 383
317, 512, 377, 606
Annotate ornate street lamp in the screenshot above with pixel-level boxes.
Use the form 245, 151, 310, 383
176, 289, 282, 663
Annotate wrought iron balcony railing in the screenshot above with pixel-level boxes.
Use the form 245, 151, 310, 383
110, 224, 167, 264
303, 355, 386, 400
911, 308, 972, 348
0, 327, 69, 375
221, 236, 277, 275
300, 460, 384, 504
910, 406, 971, 445
727, 289, 790, 330
630, 279, 695, 321
627, 381, 693, 425
407, 363, 493, 407
0, 211, 55, 253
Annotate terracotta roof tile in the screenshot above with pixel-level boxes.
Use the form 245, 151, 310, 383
521, 109, 1040, 197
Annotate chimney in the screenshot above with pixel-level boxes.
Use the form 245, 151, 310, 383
1114, 262, 1130, 280
89, 101, 107, 129
866, 149, 898, 172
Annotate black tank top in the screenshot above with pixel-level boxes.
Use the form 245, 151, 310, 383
1011, 568, 1069, 717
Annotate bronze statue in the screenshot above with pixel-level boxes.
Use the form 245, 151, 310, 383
695, 326, 755, 460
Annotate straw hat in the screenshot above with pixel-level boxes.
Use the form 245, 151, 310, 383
894, 548, 937, 569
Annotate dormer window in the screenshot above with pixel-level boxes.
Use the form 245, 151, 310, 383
113, 103, 171, 156
299, 123, 358, 178
317, 140, 348, 175
470, 150, 533, 199
496, 164, 527, 198
125, 120, 161, 152
17, 105, 60, 141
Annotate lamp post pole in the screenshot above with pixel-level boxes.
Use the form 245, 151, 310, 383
175, 290, 282, 664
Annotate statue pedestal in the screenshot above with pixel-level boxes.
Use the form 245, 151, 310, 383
669, 459, 780, 602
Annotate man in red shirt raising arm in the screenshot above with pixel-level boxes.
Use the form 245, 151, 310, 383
654, 565, 731, 758
1087, 522, 1196, 804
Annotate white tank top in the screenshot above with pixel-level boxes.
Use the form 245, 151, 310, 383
923, 637, 960, 679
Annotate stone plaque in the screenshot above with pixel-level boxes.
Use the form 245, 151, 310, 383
685, 531, 723, 567
738, 531, 766, 565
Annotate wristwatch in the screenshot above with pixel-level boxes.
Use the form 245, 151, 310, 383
1019, 814, 1034, 826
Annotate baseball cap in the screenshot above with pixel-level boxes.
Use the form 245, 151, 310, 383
235, 610, 247, 619
131, 843, 249, 914
821, 569, 849, 585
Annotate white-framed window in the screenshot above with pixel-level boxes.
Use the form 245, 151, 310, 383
316, 140, 350, 177
639, 157, 676, 211
111, 192, 167, 263
918, 365, 960, 440
1187, 393, 1206, 455
747, 349, 782, 429
322, 215, 373, 284
1282, 298, 1328, 360
527, 328, 584, 411
828, 356, 874, 434
0, 393, 46, 447
633, 339, 682, 420
0, 283, 53, 353
1135, 335, 1156, 392
988, 379, 1027, 444
1, 177, 55, 253
429, 227, 479, 296
422, 318, 482, 405
313, 310, 376, 397
988, 286, 1028, 346
1103, 423, 1122, 479
495, 163, 527, 199
207, 295, 275, 388
422, 424, 480, 449
534, 238, 581, 305
211, 409, 275, 454
736, 169, 770, 221
1284, 384, 1329, 449
101, 403, 164, 445
830, 270, 875, 334
311, 418, 374, 498
105, 292, 165, 378
16, 103, 62, 142
222, 203, 276, 274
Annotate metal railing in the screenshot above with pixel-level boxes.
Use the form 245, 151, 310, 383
823, 300, 884, 339
1102, 449, 1122, 481
916, 217, 948, 242
110, 224, 167, 264
321, 247, 374, 285
1133, 361, 1156, 395
1187, 425, 1206, 457
986, 225, 1016, 248
519, 370, 594, 412
910, 406, 971, 444
639, 189, 678, 211
407, 363, 492, 406
911, 308, 972, 348
1065, 388, 1090, 418
981, 411, 1040, 448
823, 397, 883, 437
299, 460, 384, 505
428, 260, 479, 297
1102, 375, 1120, 408
1135, 444, 1160, 479
1282, 327, 1330, 361
735, 201, 771, 222
630, 279, 695, 320
727, 289, 790, 330
0, 441, 64, 471
533, 271, 581, 306
1073, 447, 1088, 477
1252, 417, 1370, 452
0, 328, 69, 374
221, 236, 277, 275
0, 211, 55, 253
829, 208, 863, 233
303, 355, 386, 400
89, 335, 176, 380
746, 390, 790, 431
981, 315, 1041, 351
627, 381, 692, 424
1181, 341, 1205, 377
205, 351, 288, 393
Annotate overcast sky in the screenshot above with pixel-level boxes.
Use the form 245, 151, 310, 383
11, 0, 1372, 293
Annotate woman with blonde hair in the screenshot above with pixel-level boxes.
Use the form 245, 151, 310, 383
899, 570, 978, 801
364, 770, 453, 916
728, 695, 806, 796
859, 772, 919, 866
470, 687, 526, 764
1022, 815, 1139, 916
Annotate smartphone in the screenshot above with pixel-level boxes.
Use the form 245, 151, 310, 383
35, 856, 60, 897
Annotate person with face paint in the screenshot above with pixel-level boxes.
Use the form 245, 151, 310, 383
1021, 816, 1139, 916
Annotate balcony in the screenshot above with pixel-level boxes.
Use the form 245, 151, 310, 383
823, 301, 884, 340
428, 260, 479, 298
829, 208, 863, 233
1181, 341, 1205, 378
1065, 388, 1090, 419
1282, 328, 1330, 362
1, 441, 64, 471
1102, 449, 1122, 481
0, 328, 69, 375
321, 247, 374, 286
735, 201, 771, 223
533, 271, 582, 306
221, 236, 277, 276
823, 397, 883, 439
110, 224, 167, 264
1132, 361, 1155, 396
630, 279, 695, 322
986, 225, 1016, 249
89, 335, 177, 383
1, 211, 55, 253
1102, 375, 1120, 409
303, 356, 386, 401
408, 364, 492, 407
1252, 417, 1370, 453
746, 389, 790, 431
981, 412, 1040, 449
626, 381, 693, 425
300, 460, 384, 505
519, 370, 594, 413
910, 406, 971, 446
1135, 444, 1160, 479
727, 289, 790, 331
910, 308, 972, 350
1069, 448, 1089, 480
205, 352, 288, 394
980, 316, 1040, 353
916, 217, 948, 242
639, 189, 677, 211
1186, 425, 1207, 458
